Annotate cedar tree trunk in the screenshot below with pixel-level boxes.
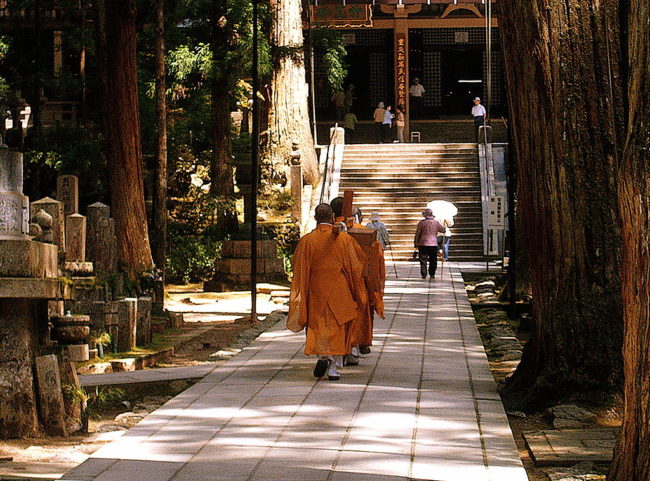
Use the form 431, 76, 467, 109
608, 1, 650, 478
499, 0, 624, 405
210, 0, 238, 232
267, 0, 319, 186
151, 0, 168, 305
102, 0, 153, 278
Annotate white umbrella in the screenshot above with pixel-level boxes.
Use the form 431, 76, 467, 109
427, 200, 457, 222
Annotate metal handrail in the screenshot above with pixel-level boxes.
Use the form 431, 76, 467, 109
319, 123, 339, 204
478, 123, 497, 257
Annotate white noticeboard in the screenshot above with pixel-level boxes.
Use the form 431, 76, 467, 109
488, 196, 505, 230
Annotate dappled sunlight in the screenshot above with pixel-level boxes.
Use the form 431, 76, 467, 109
61, 263, 527, 481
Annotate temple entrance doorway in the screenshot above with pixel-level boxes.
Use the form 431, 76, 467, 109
440, 49, 484, 117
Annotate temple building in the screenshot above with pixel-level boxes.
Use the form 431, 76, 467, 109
309, 0, 502, 125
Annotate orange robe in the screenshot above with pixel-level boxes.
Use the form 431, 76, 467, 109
349, 224, 386, 347
288, 224, 367, 356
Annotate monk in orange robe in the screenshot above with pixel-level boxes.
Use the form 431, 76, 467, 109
287, 204, 367, 381
347, 208, 386, 362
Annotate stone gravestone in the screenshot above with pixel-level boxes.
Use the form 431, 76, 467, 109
90, 300, 117, 332
56, 175, 78, 217
136, 297, 152, 346
104, 300, 119, 349
58, 360, 82, 434
0, 299, 39, 438
65, 213, 86, 262
0, 147, 29, 240
92, 216, 117, 278
31, 197, 65, 253
116, 298, 137, 352
34, 354, 68, 437
86, 202, 110, 263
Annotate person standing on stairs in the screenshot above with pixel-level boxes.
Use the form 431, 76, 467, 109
287, 204, 367, 381
409, 77, 425, 118
395, 106, 406, 143
414, 209, 446, 279
382, 105, 395, 143
331, 89, 346, 120
373, 102, 386, 143
343, 110, 358, 144
472, 97, 487, 142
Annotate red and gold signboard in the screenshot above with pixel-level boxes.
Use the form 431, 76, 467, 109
311, 5, 373, 28
395, 33, 407, 109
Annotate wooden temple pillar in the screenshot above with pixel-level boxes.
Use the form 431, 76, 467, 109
383, 4, 421, 140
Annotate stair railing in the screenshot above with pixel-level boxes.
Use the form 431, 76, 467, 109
478, 124, 499, 257
319, 123, 342, 204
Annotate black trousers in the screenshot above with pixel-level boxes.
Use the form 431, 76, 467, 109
375, 122, 383, 143
418, 246, 439, 278
382, 123, 393, 143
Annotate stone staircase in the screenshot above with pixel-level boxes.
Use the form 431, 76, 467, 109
338, 143, 485, 261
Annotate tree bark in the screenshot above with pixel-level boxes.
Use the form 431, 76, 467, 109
267, 0, 319, 186
210, 0, 238, 233
499, 0, 624, 405
151, 0, 168, 305
608, 1, 650, 478
102, 0, 153, 278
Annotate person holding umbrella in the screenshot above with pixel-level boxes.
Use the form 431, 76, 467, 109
427, 200, 457, 261
414, 209, 446, 279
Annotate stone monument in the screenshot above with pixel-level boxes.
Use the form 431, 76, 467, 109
0, 146, 29, 240
0, 146, 73, 438
56, 174, 79, 217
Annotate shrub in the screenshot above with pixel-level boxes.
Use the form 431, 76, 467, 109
166, 223, 222, 284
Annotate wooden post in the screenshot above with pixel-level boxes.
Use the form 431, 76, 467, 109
342, 191, 354, 219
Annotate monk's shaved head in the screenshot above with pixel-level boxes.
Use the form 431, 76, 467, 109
330, 197, 344, 217
315, 204, 334, 224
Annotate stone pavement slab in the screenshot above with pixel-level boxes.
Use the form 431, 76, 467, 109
524, 428, 618, 466
62, 262, 528, 481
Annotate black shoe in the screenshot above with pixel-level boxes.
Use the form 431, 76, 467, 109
359, 345, 371, 355
344, 354, 359, 366
313, 359, 327, 378
421, 276, 426, 279
328, 375, 340, 381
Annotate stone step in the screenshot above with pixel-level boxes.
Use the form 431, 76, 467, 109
342, 159, 478, 166
343, 143, 477, 151
341, 182, 481, 189
341, 167, 478, 175
343, 156, 477, 162
340, 142, 486, 261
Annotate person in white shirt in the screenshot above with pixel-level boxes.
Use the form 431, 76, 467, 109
409, 78, 425, 118
472, 97, 487, 141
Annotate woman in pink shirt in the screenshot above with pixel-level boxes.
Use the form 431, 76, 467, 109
414, 209, 446, 279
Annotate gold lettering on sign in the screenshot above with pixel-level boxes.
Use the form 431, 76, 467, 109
395, 33, 407, 108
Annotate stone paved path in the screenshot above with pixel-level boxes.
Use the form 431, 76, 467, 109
62, 262, 527, 481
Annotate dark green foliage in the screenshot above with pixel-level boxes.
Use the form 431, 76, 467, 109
312, 28, 348, 92
22, 124, 107, 206
166, 222, 222, 284
0, 35, 10, 98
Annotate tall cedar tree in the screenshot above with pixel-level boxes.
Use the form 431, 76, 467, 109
101, 0, 154, 278
499, 1, 624, 405
209, 0, 237, 232
609, 1, 650, 478
267, 0, 319, 186
151, 0, 168, 304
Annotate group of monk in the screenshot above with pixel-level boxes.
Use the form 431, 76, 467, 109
287, 197, 386, 381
